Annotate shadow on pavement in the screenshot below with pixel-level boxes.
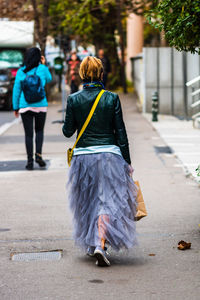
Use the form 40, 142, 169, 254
0, 160, 50, 172
78, 253, 148, 268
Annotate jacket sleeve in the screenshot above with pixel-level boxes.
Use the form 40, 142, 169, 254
12, 69, 22, 111
114, 95, 131, 164
62, 96, 76, 137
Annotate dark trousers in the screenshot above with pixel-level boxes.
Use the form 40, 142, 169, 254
70, 80, 79, 94
21, 111, 46, 161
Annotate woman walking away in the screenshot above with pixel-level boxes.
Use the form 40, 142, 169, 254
12, 47, 52, 170
62, 56, 137, 267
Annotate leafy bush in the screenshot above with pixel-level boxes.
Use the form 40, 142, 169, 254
146, 0, 200, 54
196, 165, 200, 176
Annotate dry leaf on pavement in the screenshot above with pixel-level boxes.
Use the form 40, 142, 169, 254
177, 240, 191, 250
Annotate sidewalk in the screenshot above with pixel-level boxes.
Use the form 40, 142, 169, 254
0, 94, 200, 300
144, 113, 200, 182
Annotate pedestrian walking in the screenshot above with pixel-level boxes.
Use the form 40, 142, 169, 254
12, 47, 52, 170
63, 56, 137, 267
66, 51, 81, 94
97, 49, 111, 88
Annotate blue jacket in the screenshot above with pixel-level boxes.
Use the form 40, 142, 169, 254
12, 64, 52, 110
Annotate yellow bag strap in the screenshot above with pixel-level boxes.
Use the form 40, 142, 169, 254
71, 89, 105, 151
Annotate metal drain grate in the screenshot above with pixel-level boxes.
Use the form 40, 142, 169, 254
10, 250, 63, 261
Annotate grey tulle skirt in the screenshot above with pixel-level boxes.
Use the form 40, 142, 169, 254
67, 152, 137, 251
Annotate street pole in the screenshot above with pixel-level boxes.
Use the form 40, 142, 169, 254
52, 74, 67, 124
61, 74, 66, 122
182, 51, 188, 117
171, 47, 174, 115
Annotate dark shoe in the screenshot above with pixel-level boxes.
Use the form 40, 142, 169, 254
35, 153, 46, 167
94, 247, 110, 267
25, 162, 34, 170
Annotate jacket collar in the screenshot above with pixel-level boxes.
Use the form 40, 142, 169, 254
83, 81, 105, 89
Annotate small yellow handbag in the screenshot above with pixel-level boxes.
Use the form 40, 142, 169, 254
134, 181, 147, 221
67, 89, 105, 167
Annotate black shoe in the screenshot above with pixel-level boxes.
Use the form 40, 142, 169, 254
25, 162, 34, 170
35, 153, 46, 167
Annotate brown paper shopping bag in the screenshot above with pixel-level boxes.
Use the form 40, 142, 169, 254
134, 181, 147, 221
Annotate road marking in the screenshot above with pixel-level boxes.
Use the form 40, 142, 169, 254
0, 118, 20, 136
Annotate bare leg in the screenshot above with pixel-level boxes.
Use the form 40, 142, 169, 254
98, 215, 109, 249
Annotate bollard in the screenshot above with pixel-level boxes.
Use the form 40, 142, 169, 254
152, 91, 159, 122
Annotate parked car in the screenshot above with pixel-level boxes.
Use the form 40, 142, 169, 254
0, 48, 25, 110
0, 69, 14, 110
0, 48, 25, 77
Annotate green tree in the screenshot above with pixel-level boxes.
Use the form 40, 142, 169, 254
0, 0, 33, 20
146, 0, 200, 54
0, 0, 50, 55
196, 165, 200, 176
49, 0, 120, 88
49, 0, 156, 90
31, 0, 50, 55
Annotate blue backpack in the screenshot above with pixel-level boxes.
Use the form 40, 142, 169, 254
21, 67, 46, 103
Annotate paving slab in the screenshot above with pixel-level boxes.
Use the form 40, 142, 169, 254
0, 111, 15, 127
144, 113, 200, 182
0, 95, 200, 300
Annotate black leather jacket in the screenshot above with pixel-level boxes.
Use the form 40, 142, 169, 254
62, 86, 131, 164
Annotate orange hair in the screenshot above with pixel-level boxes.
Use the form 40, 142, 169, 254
79, 56, 103, 81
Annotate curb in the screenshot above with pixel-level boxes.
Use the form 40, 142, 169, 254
0, 118, 21, 136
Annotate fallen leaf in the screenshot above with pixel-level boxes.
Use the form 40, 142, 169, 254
148, 253, 156, 256
177, 240, 191, 250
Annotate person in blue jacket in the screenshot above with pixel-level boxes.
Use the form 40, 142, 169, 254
12, 47, 52, 170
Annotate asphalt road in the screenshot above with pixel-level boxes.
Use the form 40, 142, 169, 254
0, 96, 199, 300
0, 110, 14, 127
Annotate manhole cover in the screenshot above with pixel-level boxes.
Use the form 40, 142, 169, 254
154, 146, 173, 154
10, 250, 63, 261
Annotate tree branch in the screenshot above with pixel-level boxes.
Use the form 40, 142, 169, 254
41, 0, 50, 53
31, 0, 41, 44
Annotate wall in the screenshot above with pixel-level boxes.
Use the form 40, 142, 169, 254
126, 14, 143, 81
131, 47, 200, 116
